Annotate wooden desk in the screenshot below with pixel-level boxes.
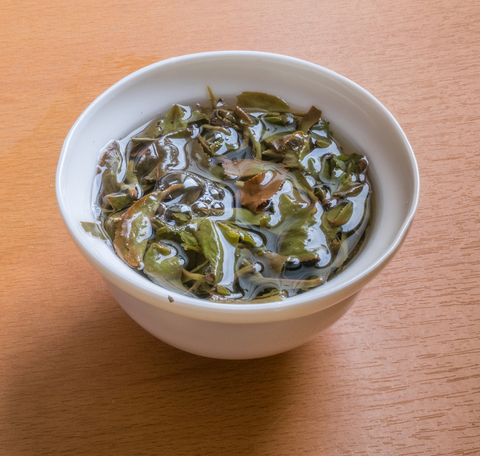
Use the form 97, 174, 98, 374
1, 1, 479, 454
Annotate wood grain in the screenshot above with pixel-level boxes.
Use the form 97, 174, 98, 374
1, 0, 479, 454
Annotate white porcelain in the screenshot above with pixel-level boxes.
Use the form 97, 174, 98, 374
56, 51, 420, 359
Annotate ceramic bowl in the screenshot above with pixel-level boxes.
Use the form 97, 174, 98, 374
56, 51, 419, 359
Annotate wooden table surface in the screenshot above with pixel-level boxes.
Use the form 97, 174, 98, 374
1, 0, 479, 454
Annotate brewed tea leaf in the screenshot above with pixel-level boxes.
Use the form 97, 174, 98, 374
239, 168, 288, 213
80, 222, 108, 241
114, 186, 182, 268
106, 190, 136, 211
298, 106, 322, 133
326, 201, 354, 227
159, 104, 188, 134
144, 242, 186, 294
219, 157, 285, 178
207, 85, 217, 108
193, 219, 236, 289
98, 141, 125, 197
237, 92, 290, 112
104, 209, 127, 240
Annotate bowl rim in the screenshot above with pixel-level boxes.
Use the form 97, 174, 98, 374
56, 50, 420, 324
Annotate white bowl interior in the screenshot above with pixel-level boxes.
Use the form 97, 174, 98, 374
57, 52, 418, 321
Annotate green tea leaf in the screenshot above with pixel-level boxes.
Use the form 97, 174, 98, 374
201, 127, 241, 156
180, 229, 202, 252
123, 159, 140, 190
269, 194, 327, 263
131, 106, 204, 146
193, 219, 222, 282
298, 106, 322, 133
80, 222, 108, 241
255, 250, 289, 274
193, 219, 236, 289
249, 275, 324, 292
219, 157, 286, 179
288, 170, 318, 206
326, 202, 354, 227
314, 137, 332, 148
187, 109, 206, 124
244, 127, 262, 160
153, 218, 201, 252
188, 139, 211, 169
345, 153, 369, 174
159, 104, 188, 135
106, 190, 135, 211
105, 158, 140, 210
310, 119, 334, 139
229, 208, 270, 226
333, 181, 365, 198
98, 141, 125, 197
207, 85, 217, 108
104, 209, 127, 241
269, 131, 310, 163
144, 242, 186, 294
134, 144, 161, 181
139, 135, 183, 185
260, 113, 297, 143
237, 92, 290, 112
218, 223, 263, 248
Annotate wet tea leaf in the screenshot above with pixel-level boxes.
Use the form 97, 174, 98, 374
114, 186, 182, 268
218, 223, 263, 248
104, 210, 127, 241
144, 242, 186, 294
326, 201, 354, 227
229, 208, 270, 226
237, 92, 290, 112
207, 85, 217, 108
106, 190, 135, 211
219, 157, 285, 178
159, 104, 188, 135
298, 106, 322, 133
98, 141, 125, 197
269, 131, 310, 165
239, 168, 288, 213
234, 106, 253, 124
193, 219, 236, 290
80, 222, 108, 241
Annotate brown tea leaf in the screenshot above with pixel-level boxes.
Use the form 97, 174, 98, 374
239, 168, 288, 213
234, 106, 253, 124
114, 185, 182, 268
